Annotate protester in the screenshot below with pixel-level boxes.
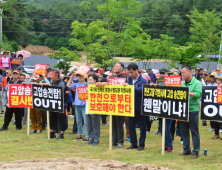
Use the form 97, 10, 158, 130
147, 69, 156, 83
0, 70, 23, 131
67, 71, 89, 142
10, 52, 18, 71
110, 62, 127, 148
18, 54, 24, 67
216, 68, 222, 76
17, 66, 29, 81
124, 63, 147, 151
27, 75, 43, 134
180, 65, 202, 159
0, 52, 11, 77
98, 67, 107, 78
85, 74, 101, 145
40, 69, 68, 139
3, 69, 13, 106
0, 74, 4, 114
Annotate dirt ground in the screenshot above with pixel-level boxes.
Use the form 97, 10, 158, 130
0, 157, 171, 170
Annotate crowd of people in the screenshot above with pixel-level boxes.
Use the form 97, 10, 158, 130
0, 51, 221, 159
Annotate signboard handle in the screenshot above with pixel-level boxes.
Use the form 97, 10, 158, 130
109, 115, 112, 150
162, 118, 166, 155
27, 108, 30, 135
47, 111, 50, 140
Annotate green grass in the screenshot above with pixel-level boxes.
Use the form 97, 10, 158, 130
0, 114, 221, 170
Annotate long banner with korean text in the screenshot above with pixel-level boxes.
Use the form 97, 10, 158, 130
88, 85, 134, 117
201, 86, 222, 121
142, 85, 189, 121
9, 84, 32, 108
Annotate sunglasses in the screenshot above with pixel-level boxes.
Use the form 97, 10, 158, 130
160, 72, 165, 74
217, 70, 220, 71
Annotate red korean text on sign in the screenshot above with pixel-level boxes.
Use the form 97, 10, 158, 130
217, 86, 222, 103
108, 77, 126, 85
164, 76, 182, 87
34, 64, 47, 75
9, 84, 32, 108
77, 86, 88, 100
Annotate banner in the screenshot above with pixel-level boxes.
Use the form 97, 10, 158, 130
201, 86, 222, 121
32, 84, 64, 113
108, 77, 126, 85
164, 76, 181, 87
142, 85, 189, 121
88, 85, 134, 117
77, 86, 88, 100
11, 58, 21, 65
34, 64, 47, 75
217, 86, 222, 103
9, 84, 32, 108
75, 65, 90, 78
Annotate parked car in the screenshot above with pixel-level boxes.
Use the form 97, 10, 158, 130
23, 65, 35, 75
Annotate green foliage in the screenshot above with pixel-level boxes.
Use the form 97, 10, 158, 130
188, 8, 222, 70
2, 0, 35, 48
49, 47, 81, 74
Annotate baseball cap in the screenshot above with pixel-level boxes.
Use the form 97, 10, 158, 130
98, 68, 105, 71
3, 52, 9, 55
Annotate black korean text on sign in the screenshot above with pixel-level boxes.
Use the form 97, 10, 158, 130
142, 85, 189, 121
201, 86, 222, 121
32, 84, 64, 113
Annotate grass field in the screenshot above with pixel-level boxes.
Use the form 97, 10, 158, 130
0, 114, 222, 170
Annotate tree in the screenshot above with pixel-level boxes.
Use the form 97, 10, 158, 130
155, 34, 179, 69
3, 0, 35, 48
49, 47, 81, 74
187, 8, 222, 70
132, 33, 160, 70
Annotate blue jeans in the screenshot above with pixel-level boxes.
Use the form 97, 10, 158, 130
2, 67, 9, 77
75, 105, 88, 137
159, 118, 173, 147
180, 111, 200, 154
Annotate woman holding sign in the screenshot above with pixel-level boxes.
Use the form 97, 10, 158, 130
84, 74, 101, 145
0, 52, 11, 77
67, 71, 89, 142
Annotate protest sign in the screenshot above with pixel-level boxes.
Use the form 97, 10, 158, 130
201, 86, 222, 121
108, 77, 126, 85
11, 58, 21, 65
217, 86, 222, 103
75, 65, 90, 78
8, 84, 32, 108
34, 64, 47, 75
32, 84, 64, 113
142, 85, 189, 121
164, 76, 181, 87
88, 85, 134, 117
77, 86, 88, 100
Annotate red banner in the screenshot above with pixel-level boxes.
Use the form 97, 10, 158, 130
217, 86, 222, 103
11, 58, 21, 65
77, 86, 88, 100
164, 76, 182, 87
108, 77, 126, 85
9, 84, 32, 108
34, 64, 47, 75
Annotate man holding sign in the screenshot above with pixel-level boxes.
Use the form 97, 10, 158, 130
124, 63, 147, 151
110, 62, 127, 148
40, 69, 67, 139
0, 71, 23, 131
180, 65, 202, 159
